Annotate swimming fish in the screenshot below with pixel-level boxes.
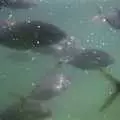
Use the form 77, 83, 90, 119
0, 95, 52, 120
58, 48, 114, 70
0, 20, 67, 50
0, 0, 37, 9
28, 68, 71, 101
92, 6, 120, 29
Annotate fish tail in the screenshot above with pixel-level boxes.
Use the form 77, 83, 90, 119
99, 67, 119, 83
99, 67, 120, 111
99, 91, 119, 112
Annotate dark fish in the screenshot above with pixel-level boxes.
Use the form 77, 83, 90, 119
63, 49, 114, 70
99, 68, 120, 112
0, 0, 7, 7
93, 7, 120, 29
0, 96, 52, 120
0, 0, 37, 9
105, 8, 120, 29
28, 69, 71, 101
0, 20, 67, 50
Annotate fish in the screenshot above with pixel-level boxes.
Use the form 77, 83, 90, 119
0, 95, 52, 120
0, 0, 37, 9
0, 20, 67, 50
92, 6, 120, 29
28, 67, 71, 101
58, 48, 114, 70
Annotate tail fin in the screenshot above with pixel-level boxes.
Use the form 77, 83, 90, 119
99, 68, 120, 111
99, 91, 119, 112
99, 67, 119, 83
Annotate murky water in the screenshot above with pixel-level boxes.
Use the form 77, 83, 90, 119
0, 0, 120, 120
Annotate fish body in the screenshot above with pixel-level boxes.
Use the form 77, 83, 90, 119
0, 0, 37, 9
0, 20, 67, 50
67, 49, 114, 70
29, 72, 71, 101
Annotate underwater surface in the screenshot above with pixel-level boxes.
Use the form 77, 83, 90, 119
0, 0, 120, 120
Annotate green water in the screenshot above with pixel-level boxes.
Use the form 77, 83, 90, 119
0, 0, 120, 120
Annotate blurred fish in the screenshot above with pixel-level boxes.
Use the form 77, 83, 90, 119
92, 6, 120, 29
28, 68, 71, 101
0, 0, 37, 9
58, 49, 114, 70
0, 95, 52, 120
105, 8, 120, 29
99, 68, 120, 112
0, 20, 67, 50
